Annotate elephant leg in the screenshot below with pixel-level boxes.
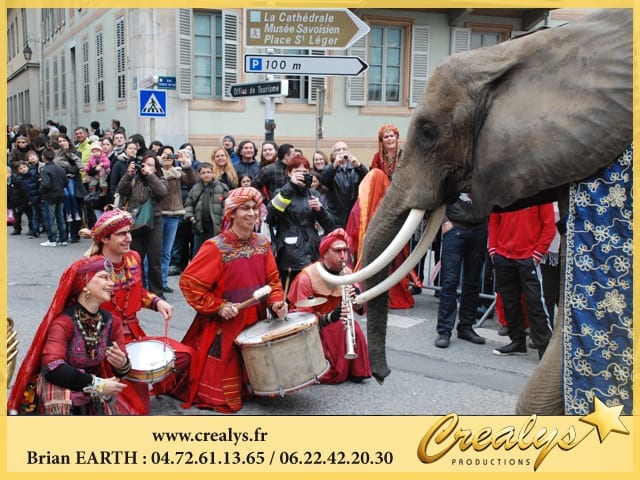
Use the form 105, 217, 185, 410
516, 236, 567, 415
515, 312, 564, 415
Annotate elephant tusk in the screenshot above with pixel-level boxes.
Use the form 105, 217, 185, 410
354, 205, 445, 304
316, 208, 427, 285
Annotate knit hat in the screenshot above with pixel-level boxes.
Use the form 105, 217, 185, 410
90, 142, 103, 152
223, 135, 236, 147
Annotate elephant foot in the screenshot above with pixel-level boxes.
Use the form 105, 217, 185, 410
373, 373, 386, 385
371, 361, 391, 385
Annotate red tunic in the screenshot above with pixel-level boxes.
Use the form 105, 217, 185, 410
178, 229, 284, 412
287, 263, 371, 384
99, 249, 191, 414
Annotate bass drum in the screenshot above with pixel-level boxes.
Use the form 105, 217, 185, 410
235, 312, 329, 397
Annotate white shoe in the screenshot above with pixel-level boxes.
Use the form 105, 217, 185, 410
57, 241, 68, 246
40, 240, 57, 247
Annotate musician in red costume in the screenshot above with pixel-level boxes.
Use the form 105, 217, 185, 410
8, 256, 131, 415
288, 228, 371, 384
178, 186, 287, 413
79, 208, 189, 414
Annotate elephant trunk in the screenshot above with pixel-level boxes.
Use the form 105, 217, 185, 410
362, 207, 412, 383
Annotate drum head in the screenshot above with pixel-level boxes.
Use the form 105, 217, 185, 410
235, 312, 317, 345
127, 340, 175, 370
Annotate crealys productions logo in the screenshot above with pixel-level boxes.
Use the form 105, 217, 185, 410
416, 397, 630, 471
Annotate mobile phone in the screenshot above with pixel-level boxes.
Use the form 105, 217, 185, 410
167, 153, 179, 160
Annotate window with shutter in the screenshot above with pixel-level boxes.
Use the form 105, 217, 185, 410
222, 10, 240, 101
82, 40, 90, 105
61, 54, 66, 109
308, 50, 325, 105
409, 25, 430, 108
450, 27, 470, 54
346, 35, 367, 106
176, 9, 193, 100
96, 30, 104, 104
115, 17, 126, 101
53, 58, 59, 110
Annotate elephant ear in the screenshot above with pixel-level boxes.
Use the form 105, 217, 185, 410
469, 9, 632, 213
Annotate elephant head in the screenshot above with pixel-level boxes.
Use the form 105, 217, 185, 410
317, 9, 632, 385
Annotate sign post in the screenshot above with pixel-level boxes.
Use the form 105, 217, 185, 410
139, 88, 167, 142
244, 54, 367, 76
229, 80, 289, 98
245, 8, 369, 49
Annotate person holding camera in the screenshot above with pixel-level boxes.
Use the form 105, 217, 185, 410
116, 152, 168, 297
158, 147, 197, 293
320, 141, 368, 228
267, 155, 336, 287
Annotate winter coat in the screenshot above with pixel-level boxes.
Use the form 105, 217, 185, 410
7, 173, 30, 209
183, 180, 228, 236
116, 172, 168, 220
267, 181, 336, 272
320, 162, 369, 227
19, 167, 41, 205
160, 166, 197, 215
54, 149, 88, 198
39, 161, 68, 202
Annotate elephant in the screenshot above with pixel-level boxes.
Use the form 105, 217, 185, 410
317, 8, 632, 415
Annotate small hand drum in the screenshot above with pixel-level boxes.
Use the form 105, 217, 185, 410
125, 339, 176, 384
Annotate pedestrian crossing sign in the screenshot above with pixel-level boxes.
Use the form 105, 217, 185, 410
139, 89, 167, 118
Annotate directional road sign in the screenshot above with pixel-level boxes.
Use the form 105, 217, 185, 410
245, 8, 370, 50
139, 89, 167, 118
229, 80, 289, 98
244, 54, 368, 76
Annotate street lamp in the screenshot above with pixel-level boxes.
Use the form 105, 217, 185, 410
23, 44, 33, 62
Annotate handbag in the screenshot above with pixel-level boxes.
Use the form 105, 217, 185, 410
129, 197, 154, 232
7, 208, 15, 225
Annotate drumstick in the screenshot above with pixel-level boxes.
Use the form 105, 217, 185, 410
235, 285, 272, 311
283, 267, 292, 298
163, 318, 169, 352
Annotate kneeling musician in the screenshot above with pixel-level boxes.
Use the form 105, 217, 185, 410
288, 228, 372, 384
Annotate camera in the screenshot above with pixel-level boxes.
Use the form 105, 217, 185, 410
343, 154, 349, 161
302, 173, 313, 188
167, 153, 179, 160
133, 159, 143, 173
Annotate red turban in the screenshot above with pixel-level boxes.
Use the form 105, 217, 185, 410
223, 186, 264, 225
71, 256, 114, 295
319, 228, 350, 256
79, 209, 133, 255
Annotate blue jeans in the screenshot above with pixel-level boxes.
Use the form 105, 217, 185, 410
436, 226, 487, 335
32, 200, 49, 234
45, 200, 68, 243
161, 215, 181, 287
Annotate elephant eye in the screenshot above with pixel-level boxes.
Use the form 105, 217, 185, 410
420, 123, 438, 147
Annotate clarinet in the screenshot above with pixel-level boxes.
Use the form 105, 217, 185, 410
341, 282, 358, 360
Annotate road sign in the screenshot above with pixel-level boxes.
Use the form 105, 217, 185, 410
157, 76, 176, 90
245, 54, 367, 76
245, 8, 369, 50
139, 89, 167, 118
229, 80, 289, 98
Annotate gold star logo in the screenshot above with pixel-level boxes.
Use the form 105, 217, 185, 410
579, 397, 629, 442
